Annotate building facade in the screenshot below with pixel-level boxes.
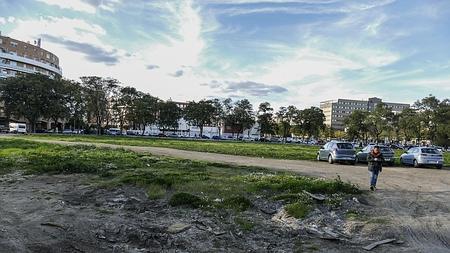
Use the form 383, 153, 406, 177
320, 97, 409, 130
0, 33, 62, 79
0, 33, 63, 131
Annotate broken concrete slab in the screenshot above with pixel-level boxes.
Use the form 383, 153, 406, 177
363, 238, 396, 251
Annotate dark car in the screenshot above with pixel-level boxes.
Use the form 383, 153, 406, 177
317, 141, 356, 164
356, 145, 395, 166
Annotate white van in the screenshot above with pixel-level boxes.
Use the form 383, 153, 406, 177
9, 123, 27, 134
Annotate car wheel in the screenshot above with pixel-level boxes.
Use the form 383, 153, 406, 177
436, 165, 443, 169
413, 159, 419, 168
328, 155, 334, 164
350, 160, 356, 165
316, 153, 320, 161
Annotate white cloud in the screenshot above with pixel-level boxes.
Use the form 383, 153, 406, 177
0, 17, 5, 25
35, 0, 121, 14
35, 0, 96, 14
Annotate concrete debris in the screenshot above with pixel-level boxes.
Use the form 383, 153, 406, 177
303, 190, 326, 201
167, 223, 191, 234
362, 238, 396, 251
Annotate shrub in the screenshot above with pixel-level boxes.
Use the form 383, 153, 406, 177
169, 192, 204, 208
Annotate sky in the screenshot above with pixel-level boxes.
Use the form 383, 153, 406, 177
1, 0, 450, 109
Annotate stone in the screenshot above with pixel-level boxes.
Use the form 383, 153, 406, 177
167, 223, 191, 234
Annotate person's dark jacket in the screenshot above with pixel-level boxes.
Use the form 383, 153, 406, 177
368, 152, 384, 172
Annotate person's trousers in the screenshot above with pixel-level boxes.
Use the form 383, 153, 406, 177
369, 170, 380, 187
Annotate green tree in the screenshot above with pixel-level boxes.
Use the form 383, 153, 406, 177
365, 103, 393, 143
184, 100, 217, 137
134, 93, 159, 134
296, 107, 325, 140
276, 105, 297, 141
81, 76, 118, 134
0, 74, 54, 132
45, 78, 70, 132
344, 110, 369, 141
65, 80, 86, 132
224, 99, 255, 138
158, 101, 182, 133
257, 102, 275, 137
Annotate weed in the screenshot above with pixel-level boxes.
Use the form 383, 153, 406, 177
285, 201, 312, 219
169, 192, 205, 208
147, 184, 166, 199
222, 196, 253, 212
234, 216, 255, 231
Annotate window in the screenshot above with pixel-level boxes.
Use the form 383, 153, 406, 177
10, 41, 18, 47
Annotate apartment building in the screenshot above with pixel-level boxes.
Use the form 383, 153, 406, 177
0, 33, 62, 79
0, 33, 63, 131
320, 97, 409, 130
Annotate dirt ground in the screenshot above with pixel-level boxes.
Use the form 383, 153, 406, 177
1, 138, 449, 252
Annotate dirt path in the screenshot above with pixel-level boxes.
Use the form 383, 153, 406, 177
2, 137, 450, 252
25, 138, 450, 192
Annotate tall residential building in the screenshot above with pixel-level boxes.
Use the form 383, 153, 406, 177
0, 33, 62, 79
0, 33, 63, 131
320, 97, 409, 130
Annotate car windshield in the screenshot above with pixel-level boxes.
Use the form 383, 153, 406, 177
421, 148, 440, 154
337, 143, 353, 149
19, 125, 26, 128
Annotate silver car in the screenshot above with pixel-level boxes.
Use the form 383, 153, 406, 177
400, 147, 443, 169
317, 141, 356, 164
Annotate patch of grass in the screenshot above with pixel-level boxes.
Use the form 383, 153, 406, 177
245, 174, 360, 195
169, 192, 205, 208
285, 201, 312, 219
222, 196, 253, 212
325, 193, 344, 208
345, 209, 365, 221
146, 184, 166, 200
234, 216, 255, 231
21, 134, 321, 161
0, 138, 361, 214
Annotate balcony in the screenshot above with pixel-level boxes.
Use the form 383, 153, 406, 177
0, 52, 62, 76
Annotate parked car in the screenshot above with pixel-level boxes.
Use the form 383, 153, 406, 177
201, 135, 210, 139
9, 122, 27, 134
62, 129, 73, 134
317, 141, 356, 164
390, 144, 403, 150
106, 128, 121, 135
211, 135, 221, 140
356, 145, 395, 166
400, 147, 443, 169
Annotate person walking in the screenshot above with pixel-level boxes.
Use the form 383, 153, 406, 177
367, 145, 384, 191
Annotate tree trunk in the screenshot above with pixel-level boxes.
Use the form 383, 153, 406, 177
199, 125, 204, 138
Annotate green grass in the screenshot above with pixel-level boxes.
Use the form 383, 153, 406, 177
0, 138, 360, 215
21, 134, 320, 160
19, 135, 450, 167
285, 202, 312, 219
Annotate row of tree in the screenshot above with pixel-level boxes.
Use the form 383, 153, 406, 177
0, 74, 326, 138
344, 96, 450, 147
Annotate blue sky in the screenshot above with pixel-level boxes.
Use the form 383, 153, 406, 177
1, 0, 449, 108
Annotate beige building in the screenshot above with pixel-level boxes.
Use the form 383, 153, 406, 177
320, 97, 409, 130
0, 33, 63, 131
0, 33, 62, 79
